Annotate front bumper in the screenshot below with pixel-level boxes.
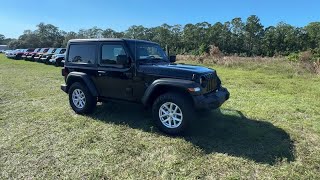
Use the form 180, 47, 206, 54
49, 59, 56, 63
40, 57, 47, 62
6, 54, 16, 58
193, 87, 230, 109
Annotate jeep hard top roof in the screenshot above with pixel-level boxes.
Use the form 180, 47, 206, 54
68, 38, 157, 44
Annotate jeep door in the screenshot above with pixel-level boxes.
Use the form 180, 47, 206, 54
94, 42, 135, 101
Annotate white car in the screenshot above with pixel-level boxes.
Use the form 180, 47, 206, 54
49, 53, 65, 66
5, 50, 15, 58
6, 49, 26, 59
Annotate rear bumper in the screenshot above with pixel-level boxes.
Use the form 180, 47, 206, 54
193, 87, 230, 110
61, 84, 67, 93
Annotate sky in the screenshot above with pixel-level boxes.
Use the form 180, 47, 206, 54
0, 0, 319, 38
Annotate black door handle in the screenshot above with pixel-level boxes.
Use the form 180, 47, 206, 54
98, 71, 107, 76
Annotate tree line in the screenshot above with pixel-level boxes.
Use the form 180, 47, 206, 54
2, 15, 320, 57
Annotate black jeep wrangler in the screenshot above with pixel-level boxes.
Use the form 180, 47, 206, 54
61, 39, 229, 134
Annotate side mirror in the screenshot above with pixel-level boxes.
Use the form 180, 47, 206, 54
116, 55, 129, 65
169, 55, 176, 63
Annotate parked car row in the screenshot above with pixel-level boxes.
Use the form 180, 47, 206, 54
5, 48, 66, 66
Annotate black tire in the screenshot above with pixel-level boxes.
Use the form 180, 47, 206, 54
152, 93, 194, 135
55, 60, 59, 67
68, 82, 97, 114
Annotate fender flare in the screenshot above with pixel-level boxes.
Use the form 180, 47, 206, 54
141, 78, 199, 105
66, 72, 99, 96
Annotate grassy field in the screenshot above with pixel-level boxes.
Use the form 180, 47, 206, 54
1, 54, 320, 179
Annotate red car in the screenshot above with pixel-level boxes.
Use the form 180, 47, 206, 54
23, 48, 40, 60
34, 48, 50, 62
15, 48, 35, 60
26, 48, 48, 61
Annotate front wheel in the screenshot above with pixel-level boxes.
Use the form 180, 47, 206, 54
68, 82, 97, 114
152, 93, 194, 135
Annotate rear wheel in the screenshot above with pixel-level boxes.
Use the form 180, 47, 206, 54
68, 82, 97, 114
152, 93, 194, 135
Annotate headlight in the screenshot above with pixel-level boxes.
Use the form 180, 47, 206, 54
188, 87, 201, 92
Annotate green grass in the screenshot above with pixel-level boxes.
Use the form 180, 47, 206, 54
1, 54, 320, 179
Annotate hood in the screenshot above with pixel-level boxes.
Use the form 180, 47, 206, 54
139, 63, 214, 80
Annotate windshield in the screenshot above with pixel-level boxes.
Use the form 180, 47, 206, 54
43, 48, 54, 54
128, 42, 168, 62
39, 48, 47, 53
54, 48, 66, 54
60, 48, 66, 54
47, 48, 56, 54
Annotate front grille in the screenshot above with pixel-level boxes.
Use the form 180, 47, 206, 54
204, 73, 218, 93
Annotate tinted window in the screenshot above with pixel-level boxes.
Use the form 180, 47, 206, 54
101, 44, 126, 65
47, 48, 55, 54
68, 44, 96, 64
128, 41, 168, 62
60, 49, 66, 54
39, 48, 46, 53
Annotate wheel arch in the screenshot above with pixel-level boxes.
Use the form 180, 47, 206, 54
142, 78, 197, 107
66, 72, 99, 96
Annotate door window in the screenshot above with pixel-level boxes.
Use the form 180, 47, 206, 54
101, 44, 127, 65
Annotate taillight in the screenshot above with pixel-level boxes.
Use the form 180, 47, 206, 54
62, 67, 68, 77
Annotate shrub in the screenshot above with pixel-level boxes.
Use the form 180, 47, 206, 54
198, 44, 209, 55
311, 48, 320, 60
299, 51, 313, 62
190, 49, 199, 56
287, 53, 299, 62
196, 56, 204, 63
209, 45, 223, 58
313, 59, 320, 75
